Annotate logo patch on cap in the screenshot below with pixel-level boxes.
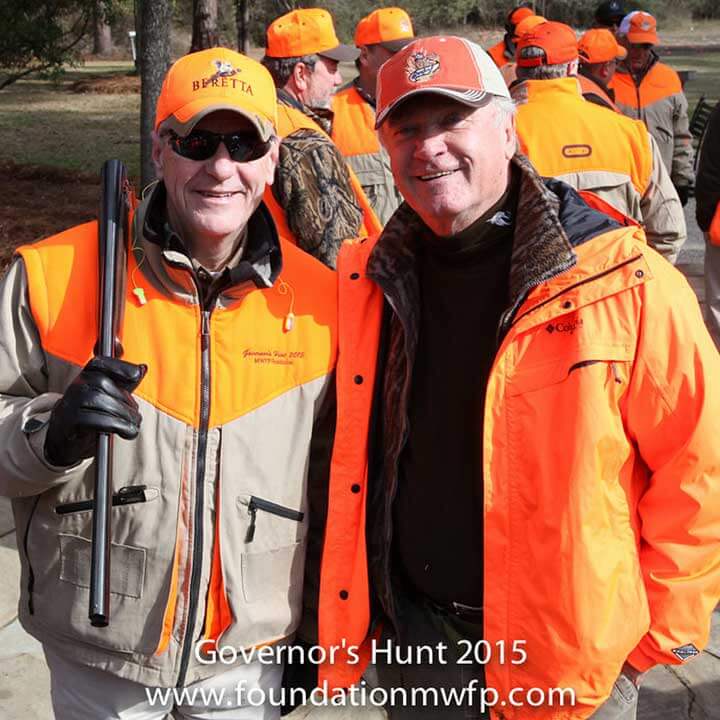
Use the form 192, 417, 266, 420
406, 50, 440, 83
641, 21, 651, 30
671, 644, 700, 661
191, 60, 253, 95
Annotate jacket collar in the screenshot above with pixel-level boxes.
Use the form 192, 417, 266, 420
278, 88, 334, 134
364, 154, 621, 339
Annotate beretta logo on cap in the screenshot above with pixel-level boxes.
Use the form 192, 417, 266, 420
192, 59, 253, 95
406, 50, 441, 83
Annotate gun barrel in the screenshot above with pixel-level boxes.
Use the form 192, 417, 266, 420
90, 159, 129, 627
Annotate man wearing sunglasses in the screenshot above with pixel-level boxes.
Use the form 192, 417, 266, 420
262, 8, 382, 269
0, 47, 337, 719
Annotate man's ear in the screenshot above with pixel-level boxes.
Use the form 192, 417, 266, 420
292, 61, 309, 92
359, 45, 370, 68
151, 130, 165, 179
263, 137, 280, 186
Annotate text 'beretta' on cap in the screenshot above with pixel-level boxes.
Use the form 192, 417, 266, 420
516, 21, 578, 67
155, 47, 277, 140
578, 28, 627, 64
355, 7, 414, 52
375, 36, 511, 129
265, 8, 358, 62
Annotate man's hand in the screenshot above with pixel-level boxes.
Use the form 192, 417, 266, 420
675, 184, 691, 207
44, 357, 147, 467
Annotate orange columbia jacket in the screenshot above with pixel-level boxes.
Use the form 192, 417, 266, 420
488, 38, 512, 68
317, 156, 720, 719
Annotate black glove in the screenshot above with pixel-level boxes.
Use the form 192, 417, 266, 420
675, 184, 690, 207
44, 356, 147, 467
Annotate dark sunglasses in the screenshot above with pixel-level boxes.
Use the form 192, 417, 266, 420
167, 129, 271, 162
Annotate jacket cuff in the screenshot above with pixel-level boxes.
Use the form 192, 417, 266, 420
627, 640, 658, 673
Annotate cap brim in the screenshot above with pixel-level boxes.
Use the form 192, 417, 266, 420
319, 44, 360, 62
375, 87, 495, 128
626, 31, 658, 45
160, 103, 274, 141
377, 38, 415, 53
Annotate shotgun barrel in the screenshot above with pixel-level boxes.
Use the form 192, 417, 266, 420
89, 159, 130, 627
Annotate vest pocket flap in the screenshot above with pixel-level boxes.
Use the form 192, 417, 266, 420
508, 343, 633, 396
58, 533, 146, 599
241, 542, 304, 604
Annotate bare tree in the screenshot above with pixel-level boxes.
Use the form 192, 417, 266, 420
236, 0, 250, 54
93, 0, 113, 56
138, 0, 171, 187
191, 0, 219, 53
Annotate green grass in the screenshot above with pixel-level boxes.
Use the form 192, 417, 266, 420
662, 53, 719, 110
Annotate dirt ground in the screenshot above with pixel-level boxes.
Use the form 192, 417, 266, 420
0, 160, 101, 273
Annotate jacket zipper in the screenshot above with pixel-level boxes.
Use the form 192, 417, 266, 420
54, 485, 148, 515
242, 496, 304, 543
24, 495, 41, 614
177, 304, 213, 688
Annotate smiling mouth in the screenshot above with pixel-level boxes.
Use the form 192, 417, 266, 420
417, 169, 459, 181
197, 190, 242, 198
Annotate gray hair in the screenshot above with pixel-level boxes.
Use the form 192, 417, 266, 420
515, 46, 572, 80
261, 54, 319, 88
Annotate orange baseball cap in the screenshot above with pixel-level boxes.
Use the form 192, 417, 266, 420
516, 21, 578, 67
265, 8, 358, 61
355, 7, 414, 52
155, 47, 277, 140
375, 36, 510, 128
624, 11, 659, 45
513, 15, 546, 40
507, 6, 535, 29
578, 28, 627, 64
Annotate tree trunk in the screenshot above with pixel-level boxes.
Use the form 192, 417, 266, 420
236, 0, 250, 54
191, 0, 219, 53
139, 0, 171, 187
93, 2, 113, 56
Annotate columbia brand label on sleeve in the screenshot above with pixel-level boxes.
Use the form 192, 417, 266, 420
671, 644, 700, 661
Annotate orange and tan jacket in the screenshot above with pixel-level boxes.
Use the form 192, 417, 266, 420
263, 101, 381, 253
577, 72, 619, 112
317, 157, 720, 718
0, 185, 337, 687
513, 77, 686, 263
610, 57, 694, 188
331, 83, 402, 226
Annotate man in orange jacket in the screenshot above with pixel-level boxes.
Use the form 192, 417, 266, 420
611, 11, 694, 204
331, 7, 414, 225
577, 28, 625, 111
512, 21, 686, 264
314, 34, 720, 720
487, 4, 535, 69
261, 8, 380, 268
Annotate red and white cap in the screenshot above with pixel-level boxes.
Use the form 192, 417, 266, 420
375, 35, 511, 128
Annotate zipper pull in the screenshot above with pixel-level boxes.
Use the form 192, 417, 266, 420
116, 485, 147, 505
245, 501, 257, 543
610, 362, 622, 384
201, 310, 210, 351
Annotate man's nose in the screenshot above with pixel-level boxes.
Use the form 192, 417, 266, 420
413, 132, 447, 160
205, 140, 236, 178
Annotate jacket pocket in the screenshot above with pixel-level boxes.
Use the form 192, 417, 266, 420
55, 485, 157, 515
58, 534, 146, 599
507, 343, 633, 396
239, 495, 304, 544
241, 542, 304, 604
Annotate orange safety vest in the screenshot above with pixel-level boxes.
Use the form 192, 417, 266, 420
263, 103, 382, 243
610, 62, 682, 118
577, 74, 619, 113
331, 84, 381, 157
515, 78, 653, 200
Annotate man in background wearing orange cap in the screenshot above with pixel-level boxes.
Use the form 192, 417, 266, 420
315, 33, 720, 720
513, 20, 686, 263
331, 7, 415, 225
499, 13, 547, 87
0, 47, 338, 718
577, 28, 625, 110
487, 4, 535, 69
611, 11, 694, 205
262, 7, 381, 268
